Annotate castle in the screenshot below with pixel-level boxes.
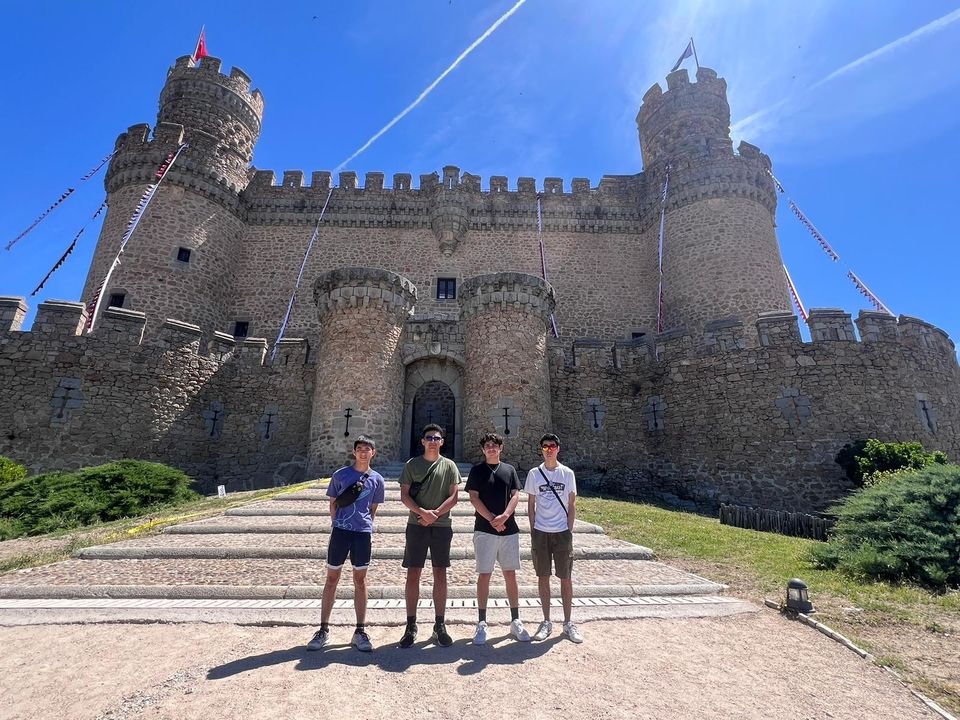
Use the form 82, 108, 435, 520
1, 55, 957, 511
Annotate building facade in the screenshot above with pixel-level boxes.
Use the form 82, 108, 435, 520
1, 55, 957, 511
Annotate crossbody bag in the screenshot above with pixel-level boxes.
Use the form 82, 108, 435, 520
335, 472, 370, 508
537, 466, 568, 515
408, 460, 439, 500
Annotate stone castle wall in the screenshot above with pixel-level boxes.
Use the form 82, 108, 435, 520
549, 310, 960, 511
0, 300, 314, 495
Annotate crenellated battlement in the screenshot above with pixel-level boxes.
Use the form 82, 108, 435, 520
459, 272, 556, 324
0, 298, 312, 371
166, 55, 264, 123
549, 308, 959, 371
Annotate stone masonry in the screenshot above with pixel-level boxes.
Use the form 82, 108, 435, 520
0, 56, 957, 510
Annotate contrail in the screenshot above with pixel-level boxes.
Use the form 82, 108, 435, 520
334, 0, 528, 172
732, 7, 960, 136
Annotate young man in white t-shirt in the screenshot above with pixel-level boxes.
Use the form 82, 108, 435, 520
523, 433, 583, 643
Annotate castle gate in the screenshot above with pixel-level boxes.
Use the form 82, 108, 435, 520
402, 359, 464, 461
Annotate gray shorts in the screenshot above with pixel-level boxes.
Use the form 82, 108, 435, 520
473, 531, 521, 574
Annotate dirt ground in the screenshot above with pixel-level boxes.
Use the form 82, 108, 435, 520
0, 611, 944, 720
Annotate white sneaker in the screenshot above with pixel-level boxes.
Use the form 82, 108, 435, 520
532, 620, 552, 641
352, 629, 373, 652
510, 618, 530, 642
563, 622, 583, 643
472, 621, 488, 645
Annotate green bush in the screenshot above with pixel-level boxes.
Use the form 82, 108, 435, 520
812, 464, 960, 589
835, 438, 947, 486
0, 460, 199, 538
0, 456, 27, 487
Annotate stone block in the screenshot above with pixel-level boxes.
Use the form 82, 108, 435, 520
0, 296, 28, 332
35, 300, 86, 337
97, 307, 147, 345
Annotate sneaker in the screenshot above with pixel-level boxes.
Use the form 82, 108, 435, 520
563, 622, 584, 643
431, 624, 453, 647
532, 620, 552, 641
306, 628, 329, 651
352, 629, 373, 652
399, 624, 418, 649
472, 621, 488, 645
510, 618, 531, 642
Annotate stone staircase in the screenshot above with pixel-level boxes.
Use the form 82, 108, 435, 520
0, 467, 746, 621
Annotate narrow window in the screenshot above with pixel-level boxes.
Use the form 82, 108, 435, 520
108, 293, 125, 309
437, 278, 457, 300
177, 247, 192, 263
631, 332, 646, 340
233, 321, 249, 338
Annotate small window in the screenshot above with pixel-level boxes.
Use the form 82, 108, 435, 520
437, 278, 457, 300
108, 293, 125, 309
177, 247, 192, 263
631, 332, 646, 340
233, 321, 249, 338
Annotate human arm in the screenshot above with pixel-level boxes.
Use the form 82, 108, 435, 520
527, 492, 536, 533
370, 503, 379, 521
329, 497, 337, 523
566, 492, 576, 531
492, 489, 519, 532
468, 490, 502, 531
400, 483, 439, 525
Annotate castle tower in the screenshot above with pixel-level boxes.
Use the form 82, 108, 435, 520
636, 67, 790, 333
460, 273, 555, 469
81, 56, 264, 333
308, 267, 418, 474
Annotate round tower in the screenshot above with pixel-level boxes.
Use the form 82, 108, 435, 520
636, 67, 790, 334
81, 56, 264, 334
308, 267, 418, 475
460, 273, 555, 469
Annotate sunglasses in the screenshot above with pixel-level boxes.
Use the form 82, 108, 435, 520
541, 443, 559, 450
423, 436, 443, 442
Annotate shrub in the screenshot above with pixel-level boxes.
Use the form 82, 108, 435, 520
0, 456, 27, 487
0, 460, 199, 538
835, 438, 947, 486
812, 464, 960, 589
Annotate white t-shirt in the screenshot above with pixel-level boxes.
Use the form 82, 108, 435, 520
524, 463, 576, 532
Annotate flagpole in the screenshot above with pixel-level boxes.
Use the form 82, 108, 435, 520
691, 37, 700, 70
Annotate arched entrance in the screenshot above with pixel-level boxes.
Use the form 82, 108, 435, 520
402, 358, 464, 461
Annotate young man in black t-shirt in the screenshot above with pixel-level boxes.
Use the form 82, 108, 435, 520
465, 432, 530, 644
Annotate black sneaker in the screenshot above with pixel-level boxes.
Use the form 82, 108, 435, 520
432, 624, 453, 647
399, 624, 418, 649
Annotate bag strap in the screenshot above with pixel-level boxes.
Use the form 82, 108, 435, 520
537, 466, 568, 516
420, 460, 440, 485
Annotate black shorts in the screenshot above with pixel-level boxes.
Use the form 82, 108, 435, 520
402, 524, 454, 569
327, 527, 372, 570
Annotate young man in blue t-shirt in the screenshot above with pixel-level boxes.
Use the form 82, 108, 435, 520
307, 435, 385, 652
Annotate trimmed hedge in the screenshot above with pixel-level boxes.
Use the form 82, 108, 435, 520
0, 460, 199, 539
812, 464, 960, 589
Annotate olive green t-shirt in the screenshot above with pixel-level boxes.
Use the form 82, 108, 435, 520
399, 455, 462, 528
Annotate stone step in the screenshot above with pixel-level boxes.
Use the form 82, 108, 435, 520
225, 501, 528, 517
164, 517, 605, 534
282, 489, 479, 502
76, 545, 653, 561
0, 557, 721, 599
81, 532, 634, 551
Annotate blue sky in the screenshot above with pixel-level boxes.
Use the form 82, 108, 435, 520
2, 1, 958, 348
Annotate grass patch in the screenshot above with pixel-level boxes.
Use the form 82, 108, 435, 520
0, 480, 319, 573
578, 495, 960, 714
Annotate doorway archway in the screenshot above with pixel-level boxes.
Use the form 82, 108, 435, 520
402, 358, 464, 461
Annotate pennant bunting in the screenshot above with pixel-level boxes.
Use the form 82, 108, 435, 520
788, 201, 839, 262
87, 144, 186, 332
6, 188, 75, 251
30, 201, 107, 296
848, 271, 894, 315
271, 186, 336, 360
535, 192, 560, 338
782, 264, 807, 322
769, 169, 893, 317
7, 150, 118, 251
656, 165, 671, 334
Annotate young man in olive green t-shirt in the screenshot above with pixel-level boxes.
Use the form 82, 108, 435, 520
398, 423, 461, 648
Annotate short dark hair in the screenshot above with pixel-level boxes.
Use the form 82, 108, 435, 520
539, 433, 560, 446
422, 423, 445, 438
353, 435, 376, 450
479, 432, 503, 448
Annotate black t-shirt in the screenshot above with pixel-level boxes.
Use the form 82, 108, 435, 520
465, 461, 522, 535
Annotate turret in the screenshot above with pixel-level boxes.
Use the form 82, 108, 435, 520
81, 56, 264, 335
637, 67, 790, 334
